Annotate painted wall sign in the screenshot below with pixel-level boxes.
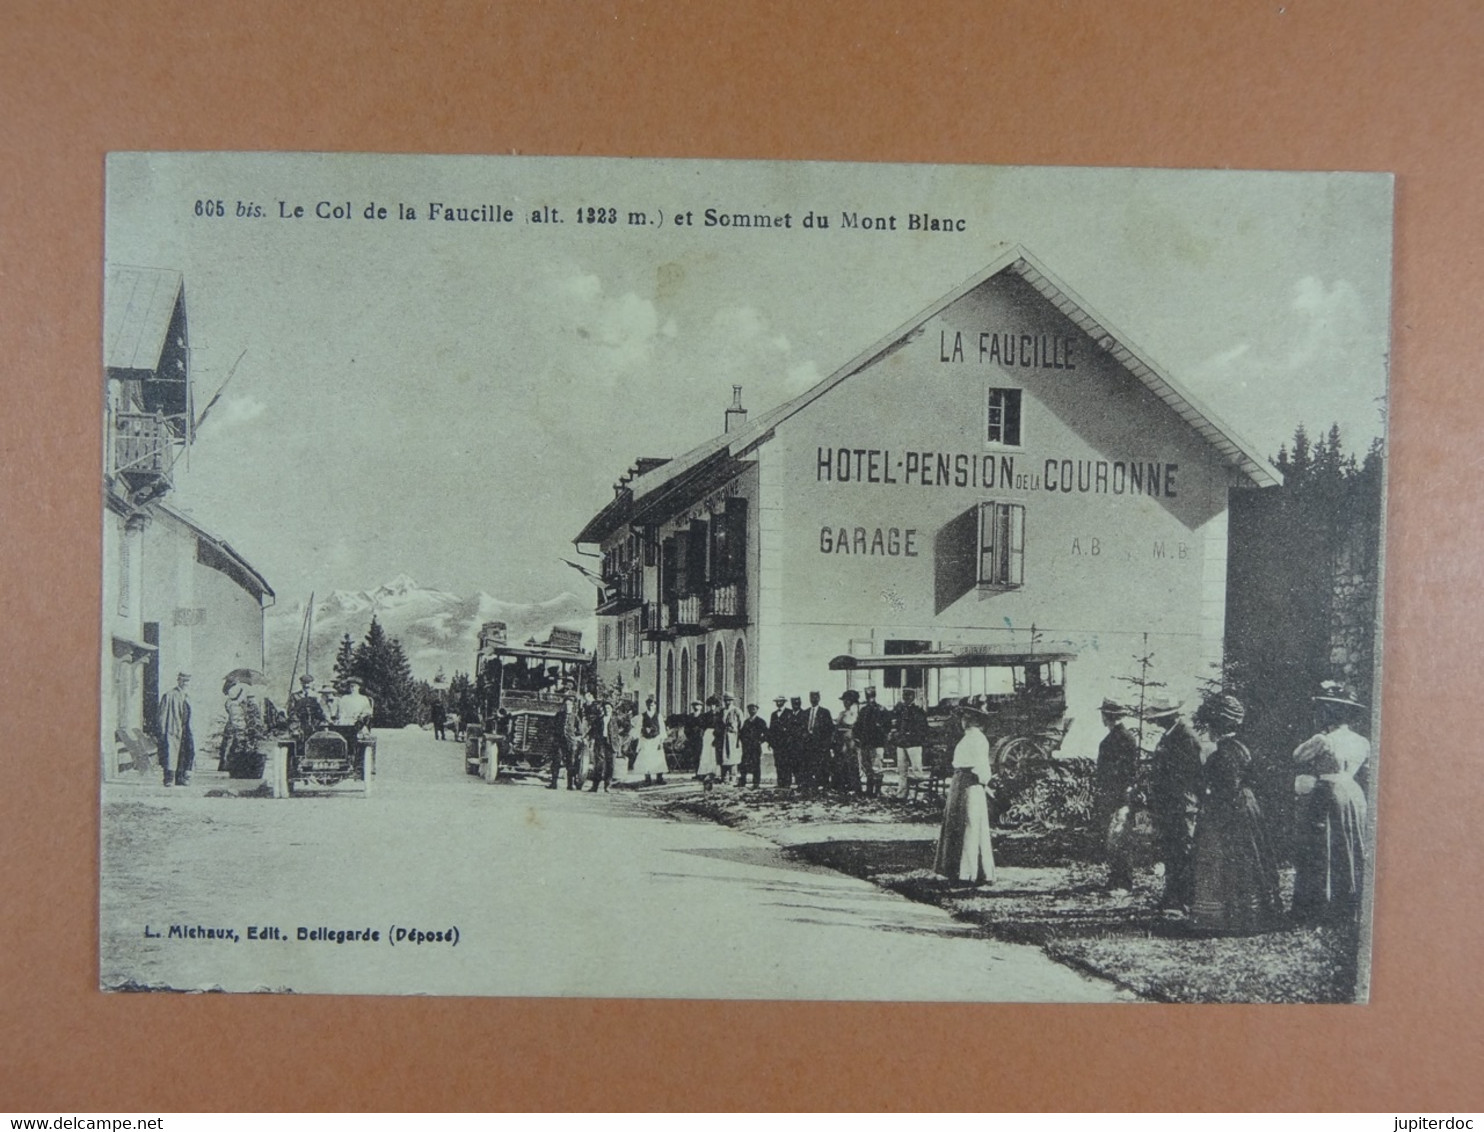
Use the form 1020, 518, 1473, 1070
814, 447, 1177, 496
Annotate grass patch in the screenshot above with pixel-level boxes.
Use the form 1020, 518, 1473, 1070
640, 785, 1362, 1003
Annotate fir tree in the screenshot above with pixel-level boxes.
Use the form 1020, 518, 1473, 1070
332, 634, 357, 694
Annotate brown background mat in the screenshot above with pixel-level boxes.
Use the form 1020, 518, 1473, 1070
1, 0, 1479, 1112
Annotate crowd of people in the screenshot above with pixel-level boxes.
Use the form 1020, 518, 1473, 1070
668, 685, 934, 797
1085, 680, 1372, 934
533, 683, 936, 797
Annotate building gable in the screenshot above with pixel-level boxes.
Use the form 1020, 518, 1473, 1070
581, 247, 1280, 547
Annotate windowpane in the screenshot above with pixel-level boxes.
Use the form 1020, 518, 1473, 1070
987, 388, 1023, 446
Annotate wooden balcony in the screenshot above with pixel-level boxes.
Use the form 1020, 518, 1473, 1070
595, 569, 644, 615
110, 412, 174, 494
670, 594, 704, 635
702, 582, 748, 628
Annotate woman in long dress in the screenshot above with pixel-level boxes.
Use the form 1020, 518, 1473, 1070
1291, 684, 1370, 924
1190, 696, 1282, 934
933, 705, 996, 885
631, 695, 668, 785
695, 696, 722, 792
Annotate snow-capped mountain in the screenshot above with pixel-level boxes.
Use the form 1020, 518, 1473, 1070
265, 577, 596, 691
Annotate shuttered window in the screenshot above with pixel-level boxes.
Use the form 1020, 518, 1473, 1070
977, 501, 1025, 589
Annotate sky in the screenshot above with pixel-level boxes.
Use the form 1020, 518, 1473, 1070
105, 154, 1393, 606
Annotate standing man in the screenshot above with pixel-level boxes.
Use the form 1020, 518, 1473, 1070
801, 691, 834, 789
768, 696, 794, 788
854, 685, 892, 797
157, 671, 194, 787
553, 693, 578, 789
737, 703, 769, 788
1095, 697, 1142, 891
1147, 694, 1203, 915
890, 687, 929, 799
429, 697, 447, 741
719, 693, 744, 784
589, 700, 620, 792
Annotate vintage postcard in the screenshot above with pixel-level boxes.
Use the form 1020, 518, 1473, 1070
101, 154, 1391, 1001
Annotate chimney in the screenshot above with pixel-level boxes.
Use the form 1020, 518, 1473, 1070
724, 385, 747, 434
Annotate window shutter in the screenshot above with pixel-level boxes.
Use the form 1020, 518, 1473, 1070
661, 537, 677, 601
977, 501, 998, 585
1007, 504, 1025, 586
686, 521, 708, 595
725, 497, 748, 584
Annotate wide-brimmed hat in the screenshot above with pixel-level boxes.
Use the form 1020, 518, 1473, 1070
299, 674, 315, 685
1312, 681, 1365, 711
773, 695, 786, 704
1213, 694, 1246, 729
1144, 694, 1183, 719
1099, 697, 1127, 716
840, 689, 860, 704
953, 699, 994, 726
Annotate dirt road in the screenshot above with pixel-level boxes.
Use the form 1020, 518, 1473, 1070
100, 726, 1127, 1000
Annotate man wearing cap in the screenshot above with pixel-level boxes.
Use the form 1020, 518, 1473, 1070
1147, 694, 1203, 914
1095, 697, 1141, 890
890, 688, 929, 799
854, 686, 892, 797
768, 696, 796, 788
156, 671, 194, 787
800, 691, 833, 789
289, 674, 327, 737
718, 693, 744, 783
737, 703, 768, 788
553, 693, 583, 789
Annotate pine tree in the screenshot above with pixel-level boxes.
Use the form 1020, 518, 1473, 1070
332, 634, 356, 694
347, 617, 420, 727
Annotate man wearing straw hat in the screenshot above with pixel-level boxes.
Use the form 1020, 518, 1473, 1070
1147, 693, 1203, 915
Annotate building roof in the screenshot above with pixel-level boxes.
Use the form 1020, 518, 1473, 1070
576, 246, 1283, 545
105, 266, 184, 374
155, 501, 275, 602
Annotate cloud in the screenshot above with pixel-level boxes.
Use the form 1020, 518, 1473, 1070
1282, 276, 1365, 373
554, 272, 663, 381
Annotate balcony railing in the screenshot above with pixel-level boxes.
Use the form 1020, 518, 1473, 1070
700, 584, 747, 629
111, 412, 173, 483
595, 567, 644, 614
670, 594, 703, 634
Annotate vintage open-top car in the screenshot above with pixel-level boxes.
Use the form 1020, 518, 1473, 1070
276, 725, 374, 795
826, 643, 1076, 779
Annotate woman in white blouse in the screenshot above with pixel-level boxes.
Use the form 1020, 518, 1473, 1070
933, 703, 996, 886
1291, 683, 1370, 924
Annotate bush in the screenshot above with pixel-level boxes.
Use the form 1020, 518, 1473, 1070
997, 756, 1097, 829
